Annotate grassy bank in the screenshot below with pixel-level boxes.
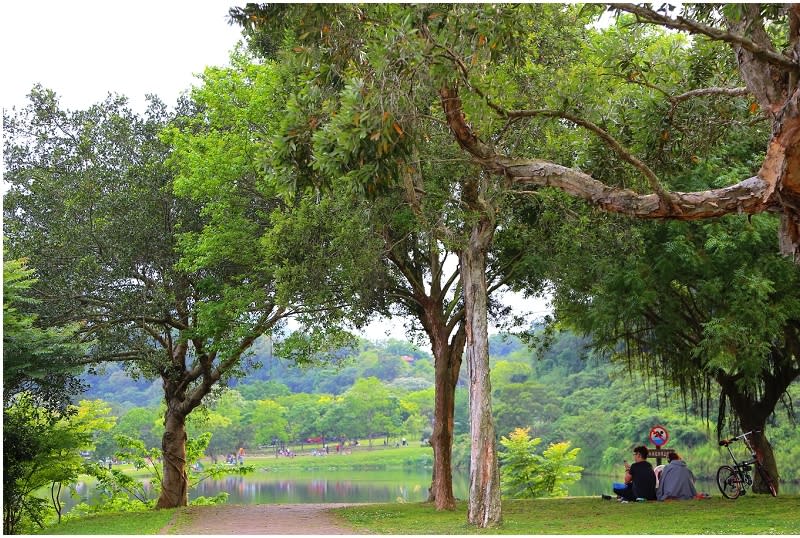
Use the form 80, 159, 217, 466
246, 444, 433, 470
36, 496, 799, 534
335, 496, 800, 534
68, 445, 433, 487
34, 509, 176, 535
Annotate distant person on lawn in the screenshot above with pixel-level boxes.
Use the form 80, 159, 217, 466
657, 451, 697, 500
611, 445, 657, 501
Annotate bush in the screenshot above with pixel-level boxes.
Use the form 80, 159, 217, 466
499, 427, 583, 498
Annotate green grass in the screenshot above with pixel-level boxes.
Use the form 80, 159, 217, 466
34, 496, 800, 534
334, 496, 800, 534
34, 509, 176, 535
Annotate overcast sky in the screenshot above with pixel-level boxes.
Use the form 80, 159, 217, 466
1, 1, 550, 342
0, 1, 241, 112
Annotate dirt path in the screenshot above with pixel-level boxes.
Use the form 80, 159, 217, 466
161, 503, 371, 535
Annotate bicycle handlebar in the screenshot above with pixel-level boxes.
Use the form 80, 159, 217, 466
719, 430, 760, 446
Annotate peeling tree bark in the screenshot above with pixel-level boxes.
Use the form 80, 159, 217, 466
440, 81, 800, 261
462, 231, 501, 527
458, 174, 502, 527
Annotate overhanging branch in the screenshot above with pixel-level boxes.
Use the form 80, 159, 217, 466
440, 84, 780, 220
503, 159, 775, 219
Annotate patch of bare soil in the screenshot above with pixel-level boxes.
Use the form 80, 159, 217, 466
161, 503, 371, 535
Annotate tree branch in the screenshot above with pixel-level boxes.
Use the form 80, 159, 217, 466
609, 3, 798, 71
507, 108, 673, 205
441, 85, 769, 220
672, 86, 750, 103
503, 159, 776, 219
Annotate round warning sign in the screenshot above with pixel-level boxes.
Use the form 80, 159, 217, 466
649, 425, 669, 447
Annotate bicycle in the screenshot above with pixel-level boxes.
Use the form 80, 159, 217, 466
716, 430, 778, 499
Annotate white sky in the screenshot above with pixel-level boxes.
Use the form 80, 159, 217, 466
0, 1, 551, 343
0, 1, 242, 112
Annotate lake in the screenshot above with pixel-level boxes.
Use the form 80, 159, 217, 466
64, 469, 795, 511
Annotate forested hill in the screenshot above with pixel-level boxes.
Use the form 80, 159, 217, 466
81, 330, 799, 481
81, 336, 439, 408
81, 332, 565, 407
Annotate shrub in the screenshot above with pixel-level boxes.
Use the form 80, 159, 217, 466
499, 427, 583, 498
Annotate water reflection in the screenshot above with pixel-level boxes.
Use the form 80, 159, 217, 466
192, 470, 459, 503
61, 470, 797, 512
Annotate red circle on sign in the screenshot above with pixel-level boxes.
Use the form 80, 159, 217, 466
649, 425, 669, 447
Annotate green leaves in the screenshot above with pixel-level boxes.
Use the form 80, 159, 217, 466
3, 256, 89, 411
499, 427, 583, 498
2, 397, 115, 533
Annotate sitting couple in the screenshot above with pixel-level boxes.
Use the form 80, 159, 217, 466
610, 446, 696, 501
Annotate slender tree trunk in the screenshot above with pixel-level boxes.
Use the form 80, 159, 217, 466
156, 402, 189, 508
461, 221, 501, 527
427, 327, 464, 510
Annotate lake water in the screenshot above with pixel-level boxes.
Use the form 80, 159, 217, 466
64, 469, 796, 510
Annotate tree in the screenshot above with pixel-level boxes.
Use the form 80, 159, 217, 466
113, 407, 164, 450
484, 11, 800, 492
437, 5, 800, 262
322, 377, 404, 445
3, 398, 115, 533
3, 256, 97, 533
228, 4, 800, 522
278, 393, 327, 445
246, 399, 289, 447
2, 80, 366, 508
228, 6, 572, 522
542, 213, 800, 492
3, 256, 87, 412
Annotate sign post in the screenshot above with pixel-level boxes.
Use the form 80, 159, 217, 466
648, 425, 673, 465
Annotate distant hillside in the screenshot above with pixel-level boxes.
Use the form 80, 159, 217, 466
81, 336, 438, 408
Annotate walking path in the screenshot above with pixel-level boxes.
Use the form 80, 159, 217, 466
160, 503, 370, 535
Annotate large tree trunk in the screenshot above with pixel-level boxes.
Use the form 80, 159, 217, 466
427, 324, 465, 510
385, 228, 467, 511
156, 401, 189, 508
731, 399, 780, 494
718, 372, 789, 495
737, 419, 778, 495
461, 217, 501, 528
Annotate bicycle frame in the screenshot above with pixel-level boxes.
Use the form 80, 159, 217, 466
717, 430, 777, 499
720, 432, 759, 482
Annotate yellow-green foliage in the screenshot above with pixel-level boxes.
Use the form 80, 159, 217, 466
498, 427, 583, 499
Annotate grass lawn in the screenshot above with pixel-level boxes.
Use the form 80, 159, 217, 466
34, 495, 799, 534
35, 509, 176, 535
334, 496, 800, 534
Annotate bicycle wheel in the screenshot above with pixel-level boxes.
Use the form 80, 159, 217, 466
755, 464, 778, 497
717, 465, 742, 499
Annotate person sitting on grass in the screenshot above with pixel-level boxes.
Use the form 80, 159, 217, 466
611, 445, 657, 501
657, 451, 697, 501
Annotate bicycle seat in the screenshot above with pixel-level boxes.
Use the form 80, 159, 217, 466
719, 439, 732, 446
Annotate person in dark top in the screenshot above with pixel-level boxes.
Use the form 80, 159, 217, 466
611, 445, 657, 501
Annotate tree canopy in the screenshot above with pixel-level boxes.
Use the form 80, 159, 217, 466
2, 77, 379, 508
